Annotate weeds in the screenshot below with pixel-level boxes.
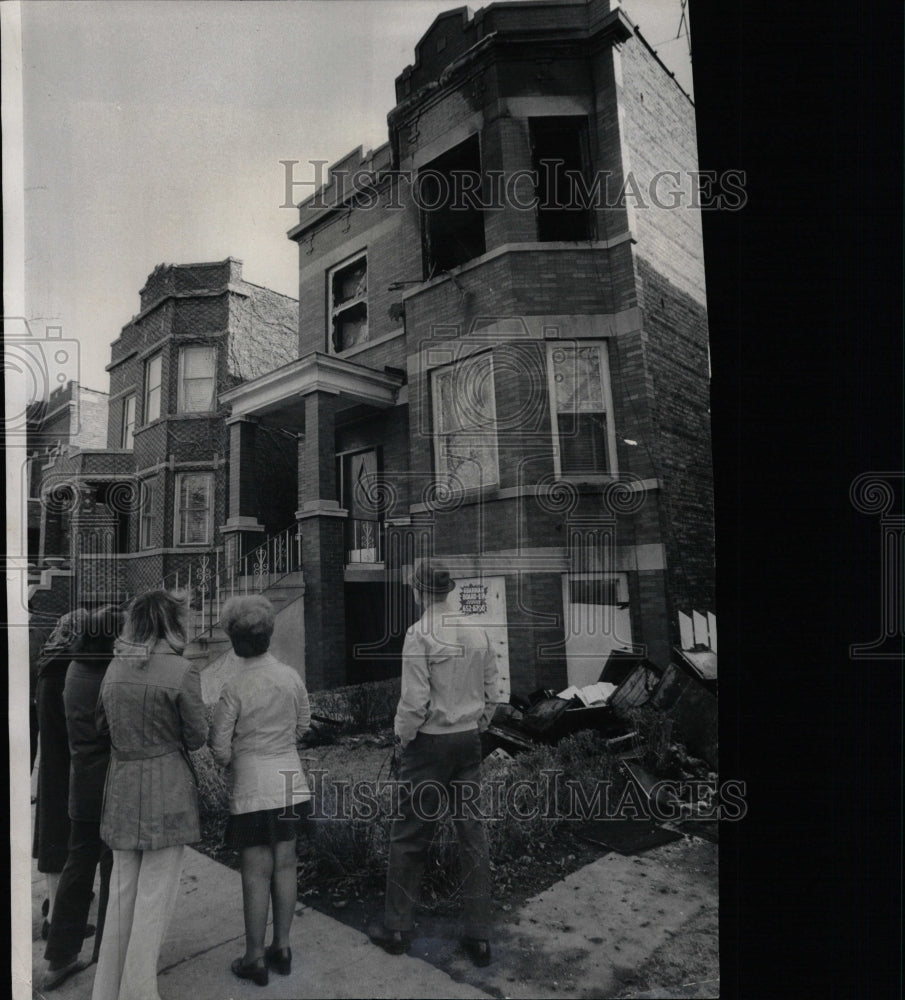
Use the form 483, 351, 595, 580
309, 679, 400, 731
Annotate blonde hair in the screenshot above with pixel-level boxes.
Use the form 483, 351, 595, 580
221, 595, 275, 658
124, 590, 188, 654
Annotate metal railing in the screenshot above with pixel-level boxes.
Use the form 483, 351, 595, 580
345, 517, 384, 564
158, 524, 303, 641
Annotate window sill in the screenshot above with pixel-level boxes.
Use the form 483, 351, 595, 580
408, 483, 501, 513
329, 326, 405, 360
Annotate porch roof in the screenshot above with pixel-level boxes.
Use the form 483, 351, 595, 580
219, 351, 403, 424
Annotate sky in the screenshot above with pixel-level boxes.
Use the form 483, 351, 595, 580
13, 0, 693, 395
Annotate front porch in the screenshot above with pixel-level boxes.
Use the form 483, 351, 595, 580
220, 351, 406, 689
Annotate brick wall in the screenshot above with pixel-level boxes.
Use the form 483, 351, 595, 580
295, 178, 409, 361
617, 33, 706, 306
636, 258, 714, 623
226, 285, 298, 383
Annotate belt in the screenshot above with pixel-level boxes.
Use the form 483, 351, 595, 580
112, 742, 182, 761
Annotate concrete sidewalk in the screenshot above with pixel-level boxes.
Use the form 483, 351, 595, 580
30, 847, 493, 1000
30, 833, 719, 999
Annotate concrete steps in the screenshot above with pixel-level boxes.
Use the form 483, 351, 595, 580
186, 572, 307, 694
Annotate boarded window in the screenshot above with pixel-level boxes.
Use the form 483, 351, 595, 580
431, 352, 499, 490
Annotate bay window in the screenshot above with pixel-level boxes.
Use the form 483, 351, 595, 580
548, 343, 617, 476
175, 472, 212, 545
178, 345, 216, 412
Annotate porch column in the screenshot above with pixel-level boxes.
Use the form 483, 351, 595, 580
71, 482, 120, 606
222, 415, 265, 567
296, 391, 347, 690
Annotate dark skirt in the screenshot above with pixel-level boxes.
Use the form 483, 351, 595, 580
32, 675, 71, 872
225, 801, 313, 850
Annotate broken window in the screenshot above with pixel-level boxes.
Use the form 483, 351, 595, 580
419, 134, 486, 278
548, 343, 616, 476
431, 351, 499, 491
530, 116, 593, 242
329, 251, 368, 353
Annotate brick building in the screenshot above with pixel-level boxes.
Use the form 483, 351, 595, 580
221, 0, 714, 693
26, 379, 109, 568
29, 259, 298, 616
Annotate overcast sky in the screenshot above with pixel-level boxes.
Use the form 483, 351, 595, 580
14, 0, 692, 394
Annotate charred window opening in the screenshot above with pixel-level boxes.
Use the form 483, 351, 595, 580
329, 252, 368, 353
419, 134, 486, 278
530, 116, 593, 242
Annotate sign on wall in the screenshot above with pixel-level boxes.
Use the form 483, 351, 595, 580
449, 575, 510, 702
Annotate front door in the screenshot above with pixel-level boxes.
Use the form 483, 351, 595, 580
342, 448, 381, 563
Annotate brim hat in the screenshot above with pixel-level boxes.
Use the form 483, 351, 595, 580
411, 559, 455, 595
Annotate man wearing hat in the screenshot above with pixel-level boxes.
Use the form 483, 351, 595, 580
368, 559, 498, 966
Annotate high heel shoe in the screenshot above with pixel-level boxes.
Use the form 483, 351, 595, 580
265, 945, 292, 975
230, 957, 268, 987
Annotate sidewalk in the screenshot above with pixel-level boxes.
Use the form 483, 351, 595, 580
30, 836, 719, 1000
30, 847, 493, 1000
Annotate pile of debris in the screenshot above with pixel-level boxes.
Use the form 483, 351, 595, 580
484, 646, 718, 772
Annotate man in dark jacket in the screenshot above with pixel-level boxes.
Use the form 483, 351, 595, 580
42, 606, 122, 991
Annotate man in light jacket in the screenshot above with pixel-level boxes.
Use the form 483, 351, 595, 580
368, 559, 498, 967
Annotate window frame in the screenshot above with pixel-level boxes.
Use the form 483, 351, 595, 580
546, 341, 618, 479
120, 393, 136, 449
430, 350, 500, 492
419, 133, 486, 278
327, 250, 368, 354
529, 115, 594, 243
144, 353, 162, 424
139, 476, 156, 550
177, 344, 217, 413
173, 472, 213, 547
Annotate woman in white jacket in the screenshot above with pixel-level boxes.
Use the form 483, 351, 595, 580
208, 595, 311, 988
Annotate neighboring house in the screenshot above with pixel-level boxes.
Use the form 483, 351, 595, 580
219, 0, 715, 693
29, 258, 298, 616
26, 379, 109, 610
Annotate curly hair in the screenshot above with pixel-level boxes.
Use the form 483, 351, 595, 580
220, 595, 275, 658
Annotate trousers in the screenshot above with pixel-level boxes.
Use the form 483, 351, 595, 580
385, 729, 491, 940
91, 845, 184, 1000
45, 819, 112, 963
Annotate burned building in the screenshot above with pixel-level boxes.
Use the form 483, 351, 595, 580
220, 0, 714, 692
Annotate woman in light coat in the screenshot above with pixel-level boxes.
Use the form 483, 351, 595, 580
209, 595, 311, 988
91, 590, 206, 1000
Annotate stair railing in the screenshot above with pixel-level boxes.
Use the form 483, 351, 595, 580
156, 524, 303, 642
